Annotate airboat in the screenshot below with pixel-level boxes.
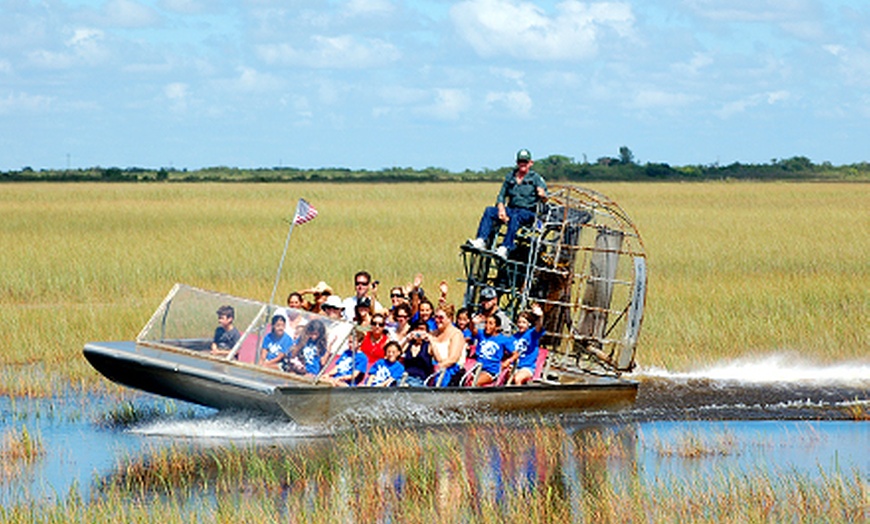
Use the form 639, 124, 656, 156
84, 184, 647, 424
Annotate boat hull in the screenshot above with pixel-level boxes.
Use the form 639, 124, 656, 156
84, 341, 638, 424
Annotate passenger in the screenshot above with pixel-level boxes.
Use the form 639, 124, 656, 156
508, 305, 545, 385
387, 302, 412, 344
325, 343, 369, 386
210, 305, 241, 357
285, 319, 328, 376
455, 306, 474, 357
472, 286, 513, 335
473, 315, 514, 387
466, 148, 547, 260
260, 313, 294, 370
401, 321, 434, 387
286, 292, 304, 310
364, 341, 405, 387
428, 307, 466, 387
320, 294, 344, 320
299, 281, 333, 314
360, 312, 389, 367
342, 271, 383, 322
414, 299, 437, 332
385, 286, 408, 332
354, 297, 373, 327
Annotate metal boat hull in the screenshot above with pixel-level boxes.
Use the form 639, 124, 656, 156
84, 341, 638, 424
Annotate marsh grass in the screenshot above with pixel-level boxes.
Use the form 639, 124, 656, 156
0, 423, 856, 523
0, 182, 867, 395
0, 425, 44, 479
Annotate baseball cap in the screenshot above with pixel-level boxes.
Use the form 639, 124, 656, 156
479, 286, 497, 301
516, 149, 532, 162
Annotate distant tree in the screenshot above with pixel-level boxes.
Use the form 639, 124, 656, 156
619, 146, 635, 165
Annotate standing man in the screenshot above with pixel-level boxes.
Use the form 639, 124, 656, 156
467, 148, 547, 259
341, 270, 383, 322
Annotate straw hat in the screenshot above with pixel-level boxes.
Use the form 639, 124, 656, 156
312, 281, 333, 295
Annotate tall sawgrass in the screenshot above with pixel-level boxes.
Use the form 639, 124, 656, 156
0, 182, 867, 394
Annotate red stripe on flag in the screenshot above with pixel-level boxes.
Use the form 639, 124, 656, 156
294, 199, 318, 225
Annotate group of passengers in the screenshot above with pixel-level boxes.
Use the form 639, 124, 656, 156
279, 269, 544, 387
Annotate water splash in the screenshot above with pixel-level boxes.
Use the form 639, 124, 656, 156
637, 354, 870, 384
130, 412, 331, 440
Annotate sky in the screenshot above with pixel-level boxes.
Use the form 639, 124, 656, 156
1, 0, 869, 172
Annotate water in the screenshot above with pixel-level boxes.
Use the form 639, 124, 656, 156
1, 356, 867, 506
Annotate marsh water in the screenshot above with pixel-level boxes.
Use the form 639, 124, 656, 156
1, 357, 867, 506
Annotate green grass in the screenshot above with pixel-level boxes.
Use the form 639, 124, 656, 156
0, 182, 867, 395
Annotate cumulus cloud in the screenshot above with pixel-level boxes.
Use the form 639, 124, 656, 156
256, 35, 401, 69
450, 0, 634, 60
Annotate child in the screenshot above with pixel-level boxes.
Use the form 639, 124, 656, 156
326, 343, 369, 386
260, 313, 294, 370
473, 315, 513, 386
286, 319, 328, 376
364, 341, 405, 387
455, 306, 474, 357
508, 305, 545, 385
210, 305, 241, 357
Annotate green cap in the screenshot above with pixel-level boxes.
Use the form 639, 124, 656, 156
516, 149, 532, 162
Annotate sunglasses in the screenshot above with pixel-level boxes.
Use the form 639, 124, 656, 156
434, 314, 448, 321
355, 281, 369, 286
371, 322, 385, 327
390, 293, 404, 298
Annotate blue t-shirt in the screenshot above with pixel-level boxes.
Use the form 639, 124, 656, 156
513, 327, 544, 370
367, 359, 405, 386
333, 350, 369, 381
262, 332, 294, 361
300, 340, 323, 375
475, 331, 514, 376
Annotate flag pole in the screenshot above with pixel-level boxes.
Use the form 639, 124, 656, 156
268, 199, 302, 308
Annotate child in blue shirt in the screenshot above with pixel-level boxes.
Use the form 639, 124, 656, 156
473, 315, 514, 386
507, 305, 545, 385
364, 341, 405, 387
260, 313, 294, 370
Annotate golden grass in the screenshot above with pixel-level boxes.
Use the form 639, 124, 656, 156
0, 182, 867, 394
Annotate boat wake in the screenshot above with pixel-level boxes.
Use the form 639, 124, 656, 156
609, 354, 870, 423
637, 354, 870, 384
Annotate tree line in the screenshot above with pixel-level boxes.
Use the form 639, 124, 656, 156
3, 148, 868, 183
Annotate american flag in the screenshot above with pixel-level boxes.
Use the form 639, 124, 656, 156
293, 199, 318, 225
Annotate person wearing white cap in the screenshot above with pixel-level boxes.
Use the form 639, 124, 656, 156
467, 148, 547, 259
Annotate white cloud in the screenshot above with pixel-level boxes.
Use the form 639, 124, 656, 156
485, 90, 533, 117
0, 91, 53, 114
450, 0, 634, 60
256, 35, 401, 69
26, 28, 110, 69
630, 89, 695, 110
716, 89, 792, 118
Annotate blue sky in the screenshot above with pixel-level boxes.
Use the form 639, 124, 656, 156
1, 0, 868, 172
